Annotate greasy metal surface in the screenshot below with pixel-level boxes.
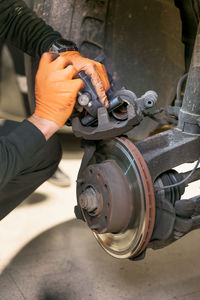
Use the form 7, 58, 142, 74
154, 170, 185, 204
79, 187, 98, 213
183, 167, 200, 184
72, 89, 158, 140
72, 105, 140, 140
136, 128, 200, 182
72, 88, 144, 140
81, 137, 156, 259
178, 21, 200, 134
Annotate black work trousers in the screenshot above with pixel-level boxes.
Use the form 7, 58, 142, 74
0, 120, 62, 221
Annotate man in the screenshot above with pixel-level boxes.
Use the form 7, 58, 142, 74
0, 0, 110, 220
1, 43, 73, 188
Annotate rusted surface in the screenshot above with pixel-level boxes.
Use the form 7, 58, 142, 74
78, 160, 132, 234
79, 187, 98, 213
117, 137, 156, 257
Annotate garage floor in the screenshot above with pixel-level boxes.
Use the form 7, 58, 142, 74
0, 47, 200, 300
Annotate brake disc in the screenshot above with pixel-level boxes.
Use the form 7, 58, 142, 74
77, 137, 155, 259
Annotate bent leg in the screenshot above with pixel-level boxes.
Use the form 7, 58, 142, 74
0, 120, 62, 220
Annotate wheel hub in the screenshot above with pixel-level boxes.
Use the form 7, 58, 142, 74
78, 160, 132, 234
77, 137, 155, 259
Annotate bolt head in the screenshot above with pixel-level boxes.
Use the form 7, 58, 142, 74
79, 194, 88, 209
79, 187, 98, 213
78, 93, 91, 106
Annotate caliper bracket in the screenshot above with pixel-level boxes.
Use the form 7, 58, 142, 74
72, 102, 142, 140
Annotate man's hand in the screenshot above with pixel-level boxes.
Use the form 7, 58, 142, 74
28, 52, 84, 139
60, 51, 110, 107
35, 52, 83, 122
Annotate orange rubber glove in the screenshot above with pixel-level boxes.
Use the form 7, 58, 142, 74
60, 51, 110, 107
34, 53, 84, 128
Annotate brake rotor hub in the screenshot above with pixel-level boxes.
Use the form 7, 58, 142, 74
78, 160, 132, 234
77, 137, 155, 259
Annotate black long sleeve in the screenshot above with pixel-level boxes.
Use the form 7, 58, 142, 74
0, 120, 46, 189
0, 1, 59, 189
0, 0, 62, 57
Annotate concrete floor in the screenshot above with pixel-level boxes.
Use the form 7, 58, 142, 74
0, 47, 200, 300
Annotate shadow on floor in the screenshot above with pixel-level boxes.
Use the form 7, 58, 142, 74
0, 220, 200, 300
20, 192, 48, 207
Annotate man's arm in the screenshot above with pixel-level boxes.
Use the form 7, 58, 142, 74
28, 115, 59, 140
0, 52, 83, 190
0, 0, 61, 57
0, 120, 46, 190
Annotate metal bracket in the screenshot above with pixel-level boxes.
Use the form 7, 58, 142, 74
72, 103, 142, 140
